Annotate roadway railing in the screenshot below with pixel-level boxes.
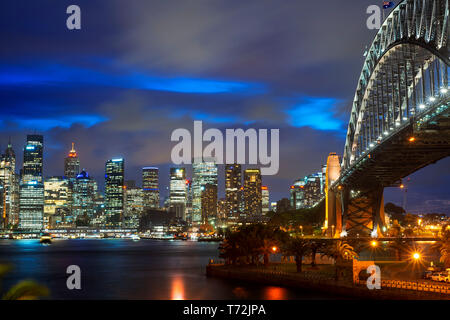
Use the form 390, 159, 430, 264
355, 279, 450, 295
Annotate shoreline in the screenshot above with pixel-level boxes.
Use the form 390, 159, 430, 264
206, 264, 450, 300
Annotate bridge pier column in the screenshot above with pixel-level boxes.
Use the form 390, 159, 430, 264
340, 189, 350, 237
371, 187, 386, 237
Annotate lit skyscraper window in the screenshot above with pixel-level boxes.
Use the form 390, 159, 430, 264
192, 158, 217, 223
105, 158, 124, 227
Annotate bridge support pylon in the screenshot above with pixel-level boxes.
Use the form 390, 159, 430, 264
340, 187, 386, 238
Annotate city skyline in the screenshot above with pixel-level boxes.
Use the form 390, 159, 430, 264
0, 0, 449, 214
0, 133, 448, 215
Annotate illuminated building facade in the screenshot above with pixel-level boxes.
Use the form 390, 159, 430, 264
142, 167, 159, 210
217, 198, 226, 219
243, 169, 262, 216
290, 179, 306, 209
105, 158, 124, 226
64, 143, 80, 179
19, 135, 44, 230
201, 183, 217, 224
185, 179, 192, 222
225, 164, 241, 219
169, 167, 187, 220
72, 171, 97, 221
124, 186, 144, 228
261, 186, 269, 215
0, 141, 19, 227
44, 176, 70, 228
192, 158, 217, 223
290, 170, 325, 209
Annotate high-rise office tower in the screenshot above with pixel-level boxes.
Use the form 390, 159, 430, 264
64, 143, 80, 179
303, 173, 322, 207
19, 135, 44, 230
105, 158, 124, 226
243, 168, 262, 216
185, 179, 192, 222
0, 141, 18, 227
201, 183, 217, 224
72, 171, 97, 222
290, 179, 306, 209
217, 198, 227, 219
169, 167, 187, 220
290, 172, 323, 209
192, 158, 217, 223
261, 186, 269, 215
142, 167, 159, 210
124, 185, 144, 228
44, 176, 70, 228
225, 164, 242, 218
225, 164, 242, 219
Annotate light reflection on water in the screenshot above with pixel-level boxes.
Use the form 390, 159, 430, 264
171, 276, 185, 300
0, 239, 335, 300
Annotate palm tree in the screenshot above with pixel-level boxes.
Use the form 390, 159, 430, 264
0, 264, 49, 300
322, 240, 358, 280
432, 228, 450, 268
255, 224, 287, 267
282, 237, 310, 272
308, 240, 326, 268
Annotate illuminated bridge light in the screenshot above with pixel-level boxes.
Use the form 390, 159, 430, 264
428, 96, 436, 102
419, 104, 426, 109
440, 88, 448, 94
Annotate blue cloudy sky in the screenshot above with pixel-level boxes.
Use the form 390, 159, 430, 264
0, 0, 449, 213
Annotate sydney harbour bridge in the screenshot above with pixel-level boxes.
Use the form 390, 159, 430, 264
323, 0, 449, 238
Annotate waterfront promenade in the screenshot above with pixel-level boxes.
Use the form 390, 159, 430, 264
206, 263, 450, 300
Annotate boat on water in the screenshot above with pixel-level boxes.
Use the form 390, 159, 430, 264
40, 232, 53, 244
121, 234, 141, 241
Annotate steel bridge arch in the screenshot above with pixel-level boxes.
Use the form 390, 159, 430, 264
342, 0, 449, 170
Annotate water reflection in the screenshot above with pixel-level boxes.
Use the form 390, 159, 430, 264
171, 276, 185, 300
263, 286, 286, 300
0, 240, 332, 299
232, 286, 250, 299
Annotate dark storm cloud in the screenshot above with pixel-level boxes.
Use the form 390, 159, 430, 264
0, 0, 448, 212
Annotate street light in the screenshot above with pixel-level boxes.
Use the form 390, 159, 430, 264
272, 246, 278, 253
370, 240, 378, 248
412, 252, 421, 261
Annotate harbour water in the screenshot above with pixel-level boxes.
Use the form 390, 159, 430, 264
0, 239, 334, 299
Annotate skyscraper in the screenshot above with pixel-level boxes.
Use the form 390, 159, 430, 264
290, 171, 324, 209
105, 158, 124, 227
169, 167, 187, 220
142, 167, 159, 210
201, 183, 217, 224
225, 164, 241, 219
0, 141, 18, 227
243, 168, 262, 217
44, 176, 70, 228
64, 143, 80, 179
261, 186, 269, 215
19, 135, 44, 230
192, 158, 217, 223
72, 171, 97, 222
290, 179, 306, 209
124, 185, 144, 228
